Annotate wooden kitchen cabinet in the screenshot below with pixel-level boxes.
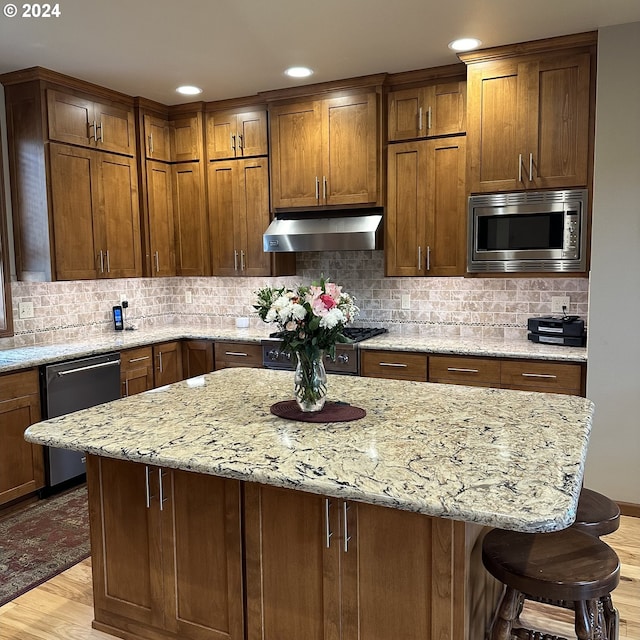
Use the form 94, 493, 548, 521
360, 349, 428, 381
462, 37, 595, 194
214, 341, 263, 370
500, 359, 583, 395
0, 368, 44, 506
120, 346, 154, 397
208, 158, 272, 276
206, 109, 268, 160
146, 160, 176, 276
387, 79, 466, 141
47, 89, 136, 156
87, 455, 244, 640
49, 142, 142, 280
172, 112, 203, 162
143, 113, 172, 161
182, 340, 214, 378
153, 341, 183, 387
244, 483, 469, 640
173, 161, 209, 276
269, 91, 380, 209
429, 355, 501, 387
386, 136, 466, 276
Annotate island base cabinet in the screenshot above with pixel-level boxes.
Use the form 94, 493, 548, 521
87, 455, 244, 640
244, 483, 476, 640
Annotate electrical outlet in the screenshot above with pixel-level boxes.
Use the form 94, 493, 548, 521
185, 290, 193, 304
551, 296, 570, 314
401, 294, 411, 310
19, 301, 34, 319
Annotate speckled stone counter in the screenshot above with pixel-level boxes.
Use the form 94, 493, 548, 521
0, 324, 586, 374
25, 367, 593, 533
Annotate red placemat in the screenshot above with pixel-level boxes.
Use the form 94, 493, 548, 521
270, 400, 366, 423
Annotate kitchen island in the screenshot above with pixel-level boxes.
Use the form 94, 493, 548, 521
24, 368, 594, 640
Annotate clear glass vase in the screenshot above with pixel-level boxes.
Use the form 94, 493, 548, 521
294, 350, 328, 412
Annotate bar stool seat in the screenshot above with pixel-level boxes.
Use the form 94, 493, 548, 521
572, 487, 621, 538
483, 527, 620, 640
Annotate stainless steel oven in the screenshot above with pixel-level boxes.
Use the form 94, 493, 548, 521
262, 327, 387, 375
467, 189, 587, 273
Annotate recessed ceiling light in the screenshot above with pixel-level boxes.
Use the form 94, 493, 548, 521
176, 85, 203, 96
284, 66, 314, 79
448, 38, 482, 52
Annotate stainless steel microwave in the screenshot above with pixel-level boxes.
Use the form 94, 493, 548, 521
467, 189, 588, 273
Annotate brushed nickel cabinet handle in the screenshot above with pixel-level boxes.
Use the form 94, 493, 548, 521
323, 176, 327, 202
145, 465, 151, 508
418, 246, 422, 271
427, 106, 432, 130
380, 362, 408, 368
225, 351, 248, 357
158, 469, 168, 511
325, 499, 333, 548
418, 106, 423, 131
148, 133, 154, 154
529, 152, 534, 182
521, 373, 557, 379
106, 249, 110, 273
447, 367, 479, 374
240, 250, 245, 271
343, 501, 351, 553
315, 176, 320, 202
426, 245, 431, 271
99, 250, 104, 273
154, 251, 159, 273
157, 351, 163, 373
231, 134, 236, 152
128, 356, 150, 363
518, 153, 523, 182
237, 133, 243, 151
234, 250, 238, 271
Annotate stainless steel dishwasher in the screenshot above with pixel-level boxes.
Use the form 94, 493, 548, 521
41, 352, 121, 490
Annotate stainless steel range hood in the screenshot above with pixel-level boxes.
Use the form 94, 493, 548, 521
263, 209, 383, 252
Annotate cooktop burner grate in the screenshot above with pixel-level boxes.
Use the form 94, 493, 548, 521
268, 327, 387, 343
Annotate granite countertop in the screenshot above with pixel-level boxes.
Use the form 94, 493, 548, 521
0, 324, 587, 374
25, 368, 592, 534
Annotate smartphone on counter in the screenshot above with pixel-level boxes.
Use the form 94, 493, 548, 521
112, 305, 124, 331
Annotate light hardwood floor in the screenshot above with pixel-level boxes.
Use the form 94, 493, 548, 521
0, 516, 638, 640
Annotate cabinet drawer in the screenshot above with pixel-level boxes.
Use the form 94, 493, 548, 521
361, 350, 427, 381
429, 356, 500, 387
120, 346, 153, 371
214, 342, 263, 369
0, 368, 39, 400
501, 361, 583, 395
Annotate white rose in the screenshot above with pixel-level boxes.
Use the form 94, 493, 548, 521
319, 308, 345, 329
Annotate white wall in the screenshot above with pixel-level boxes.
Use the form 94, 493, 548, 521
585, 22, 640, 504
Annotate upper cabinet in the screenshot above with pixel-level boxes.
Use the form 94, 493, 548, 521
461, 34, 596, 194
388, 80, 466, 142
47, 89, 136, 156
1, 70, 141, 281
143, 113, 172, 161
206, 109, 268, 160
269, 88, 381, 210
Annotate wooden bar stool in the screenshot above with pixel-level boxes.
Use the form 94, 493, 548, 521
483, 527, 620, 640
571, 487, 621, 538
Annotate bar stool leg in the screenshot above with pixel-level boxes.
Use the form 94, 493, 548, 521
602, 595, 619, 640
489, 586, 523, 640
574, 598, 610, 640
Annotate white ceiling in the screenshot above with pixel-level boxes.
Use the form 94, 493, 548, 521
1, 0, 639, 105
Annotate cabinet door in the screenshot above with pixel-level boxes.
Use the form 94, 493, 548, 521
144, 114, 172, 161
388, 87, 424, 142
146, 160, 176, 277
214, 342, 262, 370
182, 340, 214, 378
269, 101, 323, 209
173, 162, 208, 276
120, 346, 154, 397
322, 93, 378, 206
207, 111, 239, 160
424, 137, 466, 276
88, 456, 164, 628
207, 111, 267, 161
237, 159, 271, 276
466, 59, 526, 193
92, 99, 136, 156
0, 369, 43, 505
154, 341, 183, 387
161, 470, 244, 640
360, 350, 428, 381
208, 161, 241, 275
526, 52, 591, 189
47, 90, 94, 147
385, 141, 427, 276
173, 114, 202, 162
49, 143, 100, 280
97, 152, 142, 278
244, 484, 341, 640
341, 503, 466, 640
236, 110, 268, 158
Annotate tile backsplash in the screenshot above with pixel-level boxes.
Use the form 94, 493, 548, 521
5, 250, 589, 347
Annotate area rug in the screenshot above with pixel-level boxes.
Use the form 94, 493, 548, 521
0, 485, 90, 606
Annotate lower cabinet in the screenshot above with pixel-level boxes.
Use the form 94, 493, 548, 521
153, 341, 183, 386
87, 455, 244, 640
182, 339, 214, 378
244, 483, 469, 640
0, 368, 44, 505
429, 355, 501, 388
120, 346, 154, 397
214, 341, 263, 370
360, 349, 428, 381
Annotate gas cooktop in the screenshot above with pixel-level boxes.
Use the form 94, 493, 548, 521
268, 327, 387, 343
